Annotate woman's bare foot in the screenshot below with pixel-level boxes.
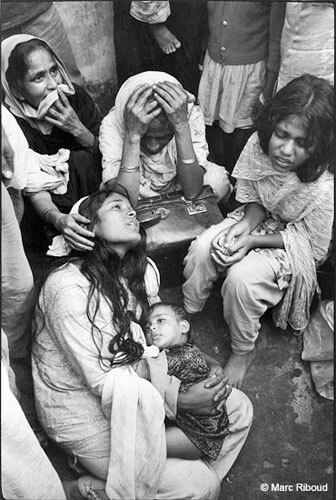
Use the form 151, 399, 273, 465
62, 475, 109, 500
62, 479, 83, 500
222, 351, 256, 389
149, 23, 181, 54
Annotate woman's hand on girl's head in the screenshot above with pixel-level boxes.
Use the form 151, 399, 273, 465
152, 81, 188, 131
45, 88, 85, 136
124, 84, 162, 140
55, 213, 95, 251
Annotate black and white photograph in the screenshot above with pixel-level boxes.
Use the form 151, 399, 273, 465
1, 1, 334, 499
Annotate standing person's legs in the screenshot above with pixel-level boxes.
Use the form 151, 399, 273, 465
3, 4, 84, 86
1, 183, 34, 358
1, 183, 45, 438
7, 187, 25, 223
182, 218, 237, 314
206, 124, 254, 175
222, 251, 287, 387
230, 127, 254, 171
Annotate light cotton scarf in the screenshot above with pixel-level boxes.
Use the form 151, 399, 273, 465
1, 34, 75, 135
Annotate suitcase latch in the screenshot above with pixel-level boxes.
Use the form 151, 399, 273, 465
182, 197, 208, 215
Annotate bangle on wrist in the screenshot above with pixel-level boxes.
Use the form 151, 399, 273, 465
119, 165, 140, 173
180, 157, 196, 165
258, 93, 270, 106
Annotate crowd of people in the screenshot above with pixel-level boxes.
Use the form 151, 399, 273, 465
1, 2, 334, 500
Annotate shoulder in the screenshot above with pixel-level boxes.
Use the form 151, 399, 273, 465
188, 102, 205, 128
72, 83, 92, 100
69, 83, 96, 110
315, 170, 334, 203
100, 107, 120, 139
41, 263, 89, 304
101, 106, 117, 127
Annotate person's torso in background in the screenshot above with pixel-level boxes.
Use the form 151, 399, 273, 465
278, 2, 334, 88
206, 1, 273, 65
1, 1, 52, 32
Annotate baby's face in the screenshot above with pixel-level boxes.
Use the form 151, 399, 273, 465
145, 305, 186, 350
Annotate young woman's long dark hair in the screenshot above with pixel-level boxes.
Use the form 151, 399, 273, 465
34, 186, 149, 369
256, 74, 334, 182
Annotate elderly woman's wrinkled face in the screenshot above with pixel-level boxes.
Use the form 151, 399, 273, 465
18, 47, 62, 108
141, 113, 174, 156
94, 193, 141, 254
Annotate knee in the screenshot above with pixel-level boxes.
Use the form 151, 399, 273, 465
223, 259, 258, 294
188, 467, 220, 500
163, 458, 221, 500
185, 230, 214, 264
227, 388, 253, 431
204, 161, 232, 202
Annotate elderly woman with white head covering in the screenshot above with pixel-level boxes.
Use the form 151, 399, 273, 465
99, 71, 231, 206
2, 34, 102, 251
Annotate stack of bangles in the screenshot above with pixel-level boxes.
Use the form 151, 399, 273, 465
119, 165, 140, 173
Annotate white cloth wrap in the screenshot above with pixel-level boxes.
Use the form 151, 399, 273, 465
2, 104, 70, 193
101, 364, 166, 500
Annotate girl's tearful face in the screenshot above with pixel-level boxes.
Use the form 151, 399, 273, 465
268, 116, 315, 173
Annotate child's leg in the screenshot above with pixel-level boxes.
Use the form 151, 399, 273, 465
222, 251, 286, 388
166, 426, 201, 459
148, 23, 181, 54
182, 218, 237, 314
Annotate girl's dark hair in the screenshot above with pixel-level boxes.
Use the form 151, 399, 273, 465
256, 74, 334, 182
34, 186, 148, 369
6, 38, 54, 94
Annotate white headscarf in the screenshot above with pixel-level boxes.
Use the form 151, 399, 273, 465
99, 71, 202, 197
113, 71, 193, 132
1, 34, 75, 135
